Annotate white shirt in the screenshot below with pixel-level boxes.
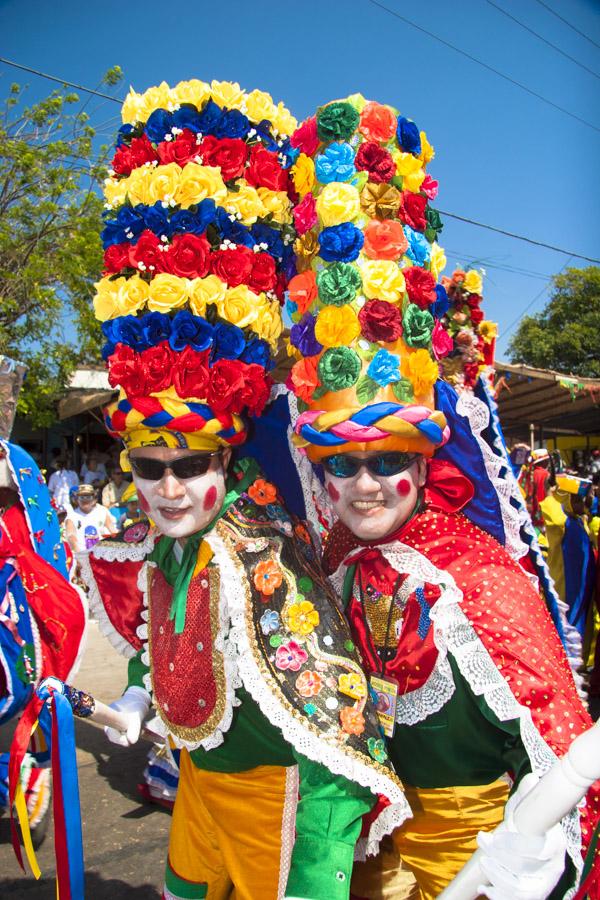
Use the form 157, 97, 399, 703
66, 504, 116, 552
81, 463, 107, 485
47, 469, 79, 510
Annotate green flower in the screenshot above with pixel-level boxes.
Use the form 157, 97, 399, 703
317, 262, 362, 307
318, 347, 362, 391
367, 737, 388, 764
402, 304, 434, 348
269, 634, 283, 648
425, 206, 443, 242
317, 102, 360, 142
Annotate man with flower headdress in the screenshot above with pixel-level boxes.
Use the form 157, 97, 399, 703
79, 79, 411, 900
284, 95, 600, 899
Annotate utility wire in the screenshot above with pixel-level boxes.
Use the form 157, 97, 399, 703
485, 0, 600, 80
1, 55, 598, 265
367, 0, 600, 133
531, 0, 600, 52
499, 257, 572, 339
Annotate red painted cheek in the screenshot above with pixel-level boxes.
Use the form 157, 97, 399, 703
138, 490, 150, 513
203, 485, 218, 510
396, 478, 411, 497
327, 483, 340, 502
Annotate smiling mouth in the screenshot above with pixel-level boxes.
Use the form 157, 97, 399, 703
158, 506, 192, 520
351, 500, 385, 511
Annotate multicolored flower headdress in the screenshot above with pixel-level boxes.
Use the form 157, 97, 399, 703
284, 95, 450, 462
94, 79, 298, 458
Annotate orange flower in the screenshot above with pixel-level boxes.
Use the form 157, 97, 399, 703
253, 559, 283, 595
288, 270, 317, 315
339, 706, 366, 736
359, 101, 397, 143
363, 219, 408, 261
294, 522, 311, 544
295, 670, 323, 698
248, 478, 278, 506
452, 269, 466, 284
290, 355, 320, 404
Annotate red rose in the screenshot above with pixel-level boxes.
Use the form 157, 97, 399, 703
140, 342, 175, 394
157, 129, 199, 167
354, 141, 396, 183
273, 270, 288, 303
207, 359, 247, 414
173, 346, 210, 399
469, 307, 484, 325
398, 191, 427, 231
358, 300, 403, 343
248, 253, 277, 294
198, 136, 248, 181
245, 145, 288, 192
112, 135, 157, 176
211, 246, 253, 287
290, 117, 319, 156
108, 344, 149, 398
463, 292, 482, 310
293, 192, 317, 235
130, 230, 166, 274
163, 233, 211, 279
104, 242, 131, 274
404, 267, 437, 309
240, 364, 271, 416
463, 361, 480, 387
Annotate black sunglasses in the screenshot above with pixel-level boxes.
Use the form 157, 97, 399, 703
322, 452, 419, 479
130, 452, 221, 481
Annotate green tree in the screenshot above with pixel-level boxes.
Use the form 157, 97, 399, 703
508, 266, 600, 378
0, 68, 123, 426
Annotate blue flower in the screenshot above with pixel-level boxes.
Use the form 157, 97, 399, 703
116, 124, 135, 148
260, 609, 280, 635
197, 99, 224, 135
318, 223, 364, 263
215, 207, 253, 247
403, 225, 430, 267
101, 206, 145, 246
112, 316, 149, 352
170, 311, 213, 352
396, 116, 421, 155
253, 119, 278, 151
430, 284, 449, 320
145, 108, 173, 143
101, 341, 115, 361
142, 202, 172, 238
278, 138, 298, 169
241, 338, 271, 368
315, 142, 356, 183
281, 245, 297, 281
367, 349, 400, 386
214, 109, 249, 140
211, 323, 245, 360
171, 199, 217, 236
172, 105, 202, 133
290, 313, 322, 357
285, 294, 298, 318
142, 311, 172, 347
250, 223, 284, 259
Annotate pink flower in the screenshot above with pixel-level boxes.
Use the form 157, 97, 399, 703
275, 640, 308, 672
290, 117, 319, 155
293, 192, 317, 235
421, 174, 439, 201
431, 320, 454, 360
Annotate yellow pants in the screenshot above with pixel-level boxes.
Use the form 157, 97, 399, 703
351, 781, 509, 900
165, 751, 297, 900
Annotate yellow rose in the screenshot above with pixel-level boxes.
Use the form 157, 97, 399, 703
147, 163, 182, 205
121, 89, 144, 125
93, 278, 121, 321
218, 285, 259, 329
316, 182, 360, 227
103, 177, 128, 209
418, 131, 435, 166
171, 79, 210, 109
395, 151, 425, 192
479, 320, 498, 344
254, 300, 283, 348
401, 348, 439, 397
120, 274, 151, 315
138, 82, 175, 120
189, 275, 226, 316
429, 243, 447, 281
224, 184, 265, 225
314, 305, 361, 348
147, 273, 190, 312
257, 188, 292, 225
245, 89, 276, 124
271, 101, 297, 137
290, 154, 315, 197
177, 164, 227, 209
125, 165, 155, 206
210, 80, 245, 111
463, 269, 483, 295
361, 260, 406, 303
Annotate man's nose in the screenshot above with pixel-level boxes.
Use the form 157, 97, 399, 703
156, 471, 186, 500
354, 467, 381, 492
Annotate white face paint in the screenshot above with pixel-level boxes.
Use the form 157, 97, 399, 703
129, 446, 230, 543
323, 452, 427, 542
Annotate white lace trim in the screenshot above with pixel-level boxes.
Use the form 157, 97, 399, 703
278, 765, 299, 900
137, 557, 240, 753
357, 539, 583, 881
208, 524, 412, 856
91, 530, 157, 562
78, 550, 136, 659
396, 652, 456, 725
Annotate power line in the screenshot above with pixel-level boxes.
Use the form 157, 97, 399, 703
485, 0, 600, 80
531, 0, 600, 52
444, 250, 552, 281
437, 210, 600, 263
1, 55, 599, 265
499, 256, 572, 339
367, 0, 600, 133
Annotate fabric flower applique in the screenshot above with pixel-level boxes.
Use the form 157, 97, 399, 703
339, 706, 366, 736
286, 600, 320, 636
338, 672, 368, 700
367, 349, 401, 387
295, 669, 323, 698
248, 478, 278, 506
253, 559, 283, 597
275, 640, 308, 672
367, 736, 388, 763
260, 609, 281, 635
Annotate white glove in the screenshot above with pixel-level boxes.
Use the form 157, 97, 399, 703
476, 772, 567, 900
104, 686, 151, 747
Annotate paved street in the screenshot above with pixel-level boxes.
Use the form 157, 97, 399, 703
0, 622, 171, 897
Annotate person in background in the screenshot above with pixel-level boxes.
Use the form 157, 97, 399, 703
118, 493, 146, 531
81, 453, 107, 486
65, 484, 116, 553
518, 447, 551, 529
47, 455, 79, 512
102, 466, 127, 515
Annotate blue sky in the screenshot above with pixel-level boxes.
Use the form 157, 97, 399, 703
1, 0, 599, 361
